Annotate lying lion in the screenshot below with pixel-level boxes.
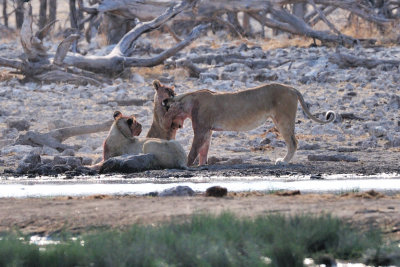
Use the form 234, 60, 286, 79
160, 83, 336, 166
101, 111, 187, 169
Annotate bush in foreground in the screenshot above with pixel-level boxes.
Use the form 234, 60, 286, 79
0, 213, 399, 266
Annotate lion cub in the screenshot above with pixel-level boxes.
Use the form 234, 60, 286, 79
103, 111, 187, 169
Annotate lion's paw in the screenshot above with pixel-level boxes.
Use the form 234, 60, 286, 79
275, 158, 288, 166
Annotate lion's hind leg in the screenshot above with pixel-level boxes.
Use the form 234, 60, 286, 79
272, 113, 298, 165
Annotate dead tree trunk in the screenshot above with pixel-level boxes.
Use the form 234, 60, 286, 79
15, 0, 24, 29
307, 6, 336, 26
293, 3, 307, 19
69, 0, 78, 30
266, 4, 362, 46
329, 51, 400, 69
2, 0, 7, 27
38, 0, 47, 30
14, 120, 113, 152
227, 11, 244, 37
48, 0, 57, 24
242, 12, 252, 36
69, 0, 81, 52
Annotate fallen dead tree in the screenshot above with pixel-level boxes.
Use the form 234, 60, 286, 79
68, 0, 395, 54
0, 0, 208, 84
329, 50, 400, 69
86, 0, 396, 47
13, 120, 113, 152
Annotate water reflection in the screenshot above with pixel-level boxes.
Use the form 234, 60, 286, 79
0, 174, 399, 198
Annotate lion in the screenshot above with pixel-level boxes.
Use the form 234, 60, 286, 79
146, 80, 178, 140
102, 110, 187, 169
160, 83, 336, 166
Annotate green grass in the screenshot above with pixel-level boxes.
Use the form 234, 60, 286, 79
0, 213, 399, 267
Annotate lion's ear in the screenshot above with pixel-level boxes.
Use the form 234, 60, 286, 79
153, 80, 161, 90
113, 111, 122, 120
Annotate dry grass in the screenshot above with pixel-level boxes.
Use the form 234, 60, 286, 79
130, 65, 166, 80
260, 37, 317, 50
342, 17, 400, 45
0, 28, 16, 44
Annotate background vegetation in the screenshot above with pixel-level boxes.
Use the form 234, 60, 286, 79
1, 213, 399, 266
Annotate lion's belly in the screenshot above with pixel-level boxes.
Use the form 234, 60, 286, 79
213, 112, 269, 132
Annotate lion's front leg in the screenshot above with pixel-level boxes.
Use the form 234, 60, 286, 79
188, 130, 211, 166
198, 131, 212, 165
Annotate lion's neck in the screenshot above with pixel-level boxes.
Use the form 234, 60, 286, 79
147, 100, 176, 140
107, 125, 138, 146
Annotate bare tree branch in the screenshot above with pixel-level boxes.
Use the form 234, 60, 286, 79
20, 3, 48, 61
308, 0, 341, 35
36, 19, 58, 41
110, 0, 199, 57
54, 34, 80, 65
14, 120, 113, 151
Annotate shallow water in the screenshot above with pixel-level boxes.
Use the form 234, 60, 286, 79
0, 173, 399, 198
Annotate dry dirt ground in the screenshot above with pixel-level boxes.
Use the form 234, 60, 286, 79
1, 191, 399, 242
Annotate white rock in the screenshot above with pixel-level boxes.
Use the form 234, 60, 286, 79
2, 128, 18, 139
271, 140, 285, 147
115, 92, 128, 101
104, 85, 118, 94
215, 81, 232, 92
94, 146, 103, 153
325, 128, 342, 136
337, 135, 346, 142
130, 73, 145, 84
225, 146, 250, 152
345, 83, 354, 91
202, 78, 214, 84
42, 145, 59, 156
389, 94, 400, 109
266, 132, 276, 140
99, 95, 108, 103
62, 149, 75, 156
159, 186, 195, 197
368, 126, 387, 138
311, 125, 324, 135
78, 146, 93, 153
108, 102, 118, 108
1, 145, 41, 158
25, 82, 38, 91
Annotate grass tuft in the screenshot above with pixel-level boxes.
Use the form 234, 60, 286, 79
0, 213, 399, 266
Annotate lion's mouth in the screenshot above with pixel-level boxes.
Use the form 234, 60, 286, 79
131, 124, 142, 137
162, 99, 169, 110
171, 119, 183, 129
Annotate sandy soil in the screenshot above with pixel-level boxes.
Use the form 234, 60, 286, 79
0, 191, 399, 241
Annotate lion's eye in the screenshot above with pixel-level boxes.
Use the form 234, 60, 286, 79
127, 118, 133, 126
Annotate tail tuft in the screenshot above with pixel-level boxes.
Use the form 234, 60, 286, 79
325, 110, 336, 122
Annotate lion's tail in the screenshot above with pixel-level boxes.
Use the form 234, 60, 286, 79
294, 89, 336, 124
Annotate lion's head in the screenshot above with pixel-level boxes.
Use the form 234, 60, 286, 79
153, 80, 176, 102
113, 110, 142, 138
